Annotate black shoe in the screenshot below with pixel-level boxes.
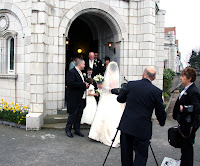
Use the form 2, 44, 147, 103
66, 131, 73, 138
74, 131, 84, 137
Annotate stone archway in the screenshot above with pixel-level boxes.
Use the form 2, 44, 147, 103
0, 3, 28, 37
58, 1, 127, 105
59, 1, 127, 63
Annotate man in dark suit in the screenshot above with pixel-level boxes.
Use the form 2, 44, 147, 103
84, 52, 101, 78
117, 67, 167, 166
65, 59, 89, 138
94, 52, 103, 75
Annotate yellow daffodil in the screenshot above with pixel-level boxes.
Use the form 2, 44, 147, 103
15, 104, 18, 106
18, 121, 21, 124
12, 102, 14, 105
1, 99, 3, 101
23, 106, 27, 109
13, 110, 16, 113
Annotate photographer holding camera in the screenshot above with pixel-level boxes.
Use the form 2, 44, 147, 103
173, 67, 200, 166
117, 67, 166, 166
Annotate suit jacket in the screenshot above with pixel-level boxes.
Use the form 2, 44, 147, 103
84, 59, 101, 77
66, 68, 86, 114
173, 83, 200, 132
95, 58, 103, 75
117, 78, 166, 140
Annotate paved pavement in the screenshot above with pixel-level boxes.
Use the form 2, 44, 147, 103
0, 118, 200, 166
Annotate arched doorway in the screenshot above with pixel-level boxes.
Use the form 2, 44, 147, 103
66, 17, 98, 70
59, 3, 126, 106
66, 11, 119, 71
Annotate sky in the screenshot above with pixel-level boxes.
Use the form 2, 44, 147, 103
159, 0, 200, 67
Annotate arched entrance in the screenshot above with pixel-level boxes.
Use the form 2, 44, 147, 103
65, 10, 122, 71
59, 2, 127, 105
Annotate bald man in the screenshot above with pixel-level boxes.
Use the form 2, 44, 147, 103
117, 67, 166, 166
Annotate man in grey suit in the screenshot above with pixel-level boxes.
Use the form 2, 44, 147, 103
117, 67, 167, 166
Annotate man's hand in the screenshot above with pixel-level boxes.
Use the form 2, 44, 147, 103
180, 105, 183, 112
85, 82, 90, 89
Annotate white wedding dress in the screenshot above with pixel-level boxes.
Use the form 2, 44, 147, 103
88, 62, 123, 147
81, 84, 97, 125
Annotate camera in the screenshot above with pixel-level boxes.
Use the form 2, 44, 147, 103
183, 105, 194, 123
183, 105, 193, 113
111, 77, 128, 95
111, 83, 127, 95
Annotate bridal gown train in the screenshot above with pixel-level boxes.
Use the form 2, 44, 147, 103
88, 92, 123, 147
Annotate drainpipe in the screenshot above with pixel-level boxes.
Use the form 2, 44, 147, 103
127, 0, 130, 58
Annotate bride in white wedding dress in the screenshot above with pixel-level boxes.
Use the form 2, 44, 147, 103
88, 61, 123, 147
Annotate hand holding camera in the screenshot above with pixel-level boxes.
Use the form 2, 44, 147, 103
180, 105, 194, 123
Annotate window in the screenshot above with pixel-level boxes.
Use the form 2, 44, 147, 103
8, 37, 14, 71
164, 60, 168, 69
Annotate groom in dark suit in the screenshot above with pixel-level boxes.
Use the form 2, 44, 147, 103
65, 59, 89, 138
117, 67, 167, 166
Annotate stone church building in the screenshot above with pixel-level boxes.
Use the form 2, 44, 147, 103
0, 0, 166, 129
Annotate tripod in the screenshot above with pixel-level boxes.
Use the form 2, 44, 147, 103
102, 129, 119, 166
102, 129, 159, 166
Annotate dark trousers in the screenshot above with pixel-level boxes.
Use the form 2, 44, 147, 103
180, 128, 197, 166
120, 131, 150, 166
65, 99, 86, 132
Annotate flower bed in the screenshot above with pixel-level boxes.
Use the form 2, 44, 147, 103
0, 99, 29, 126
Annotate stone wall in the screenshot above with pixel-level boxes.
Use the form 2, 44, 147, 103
0, 0, 165, 117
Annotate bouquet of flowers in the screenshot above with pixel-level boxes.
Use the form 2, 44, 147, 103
95, 88, 102, 94
93, 74, 104, 84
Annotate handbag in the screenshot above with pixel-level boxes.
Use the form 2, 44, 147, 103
168, 126, 182, 148
161, 157, 180, 166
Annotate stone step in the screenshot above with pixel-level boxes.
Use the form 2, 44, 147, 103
57, 108, 67, 115
44, 115, 68, 124
42, 123, 90, 129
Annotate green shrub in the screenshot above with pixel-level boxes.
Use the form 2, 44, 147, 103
163, 68, 176, 97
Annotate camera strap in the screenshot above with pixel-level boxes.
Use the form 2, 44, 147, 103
178, 125, 193, 138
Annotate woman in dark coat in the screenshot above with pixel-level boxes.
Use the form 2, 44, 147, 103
173, 67, 200, 166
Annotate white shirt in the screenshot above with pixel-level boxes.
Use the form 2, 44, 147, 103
179, 82, 193, 100
75, 67, 86, 99
89, 59, 94, 69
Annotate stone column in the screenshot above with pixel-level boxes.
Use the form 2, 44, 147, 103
155, 9, 165, 89
30, 1, 48, 114
136, 0, 156, 79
